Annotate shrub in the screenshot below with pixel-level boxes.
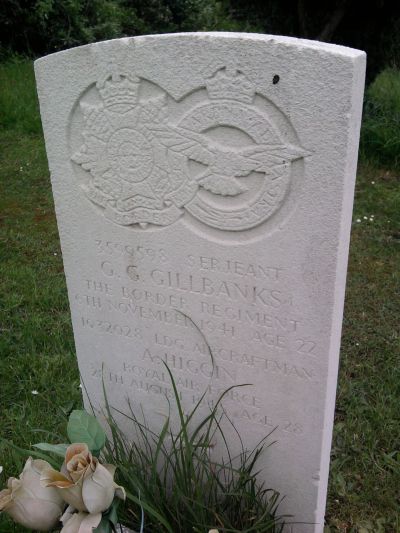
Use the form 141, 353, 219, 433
360, 68, 400, 169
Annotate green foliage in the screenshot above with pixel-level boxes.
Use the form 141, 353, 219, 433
1, 0, 137, 55
0, 439, 62, 470
67, 409, 107, 455
32, 442, 69, 457
1, 0, 399, 79
360, 68, 400, 169
103, 369, 285, 533
0, 61, 83, 532
223, 0, 400, 81
0, 59, 42, 134
32, 409, 107, 460
0, 0, 244, 58
326, 164, 400, 532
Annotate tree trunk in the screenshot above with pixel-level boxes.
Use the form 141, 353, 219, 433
317, 1, 347, 42
297, 0, 309, 37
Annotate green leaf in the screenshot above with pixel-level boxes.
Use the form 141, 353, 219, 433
60, 401, 75, 417
0, 438, 61, 469
67, 410, 106, 453
33, 442, 69, 457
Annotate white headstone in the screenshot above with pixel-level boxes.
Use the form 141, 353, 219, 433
35, 33, 365, 533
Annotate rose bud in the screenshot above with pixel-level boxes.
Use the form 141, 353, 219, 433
41, 443, 125, 513
0, 457, 65, 531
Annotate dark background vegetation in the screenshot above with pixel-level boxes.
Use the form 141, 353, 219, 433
1, 0, 400, 80
1, 0, 400, 178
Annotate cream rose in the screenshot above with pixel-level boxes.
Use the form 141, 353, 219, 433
41, 443, 125, 513
0, 457, 65, 531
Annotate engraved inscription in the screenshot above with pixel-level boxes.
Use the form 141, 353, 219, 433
69, 234, 323, 439
89, 361, 305, 437
77, 241, 320, 375
70, 68, 308, 232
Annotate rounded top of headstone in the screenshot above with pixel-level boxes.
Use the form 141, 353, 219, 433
34, 32, 366, 67
34, 30, 365, 240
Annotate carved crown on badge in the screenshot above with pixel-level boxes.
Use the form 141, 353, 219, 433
206, 69, 255, 103
97, 75, 140, 113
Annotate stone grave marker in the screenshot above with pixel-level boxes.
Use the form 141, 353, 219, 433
35, 33, 365, 533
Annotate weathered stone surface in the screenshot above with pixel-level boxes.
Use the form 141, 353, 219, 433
35, 33, 365, 533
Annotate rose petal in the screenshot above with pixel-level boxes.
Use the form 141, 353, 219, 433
7, 496, 63, 531
0, 488, 12, 511
78, 512, 102, 533
8, 477, 21, 491
1, 458, 64, 531
103, 464, 116, 477
27, 458, 54, 476
82, 462, 114, 513
68, 452, 91, 472
19, 463, 64, 505
19, 459, 65, 507
41, 468, 75, 488
61, 504, 76, 525
42, 469, 87, 512
58, 482, 87, 512
114, 482, 126, 501
6, 478, 12, 489
60, 511, 102, 533
65, 444, 90, 464
60, 511, 86, 533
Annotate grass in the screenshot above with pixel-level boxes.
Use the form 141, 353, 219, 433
360, 68, 400, 170
102, 371, 285, 532
0, 60, 83, 531
326, 163, 400, 533
0, 59, 399, 532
